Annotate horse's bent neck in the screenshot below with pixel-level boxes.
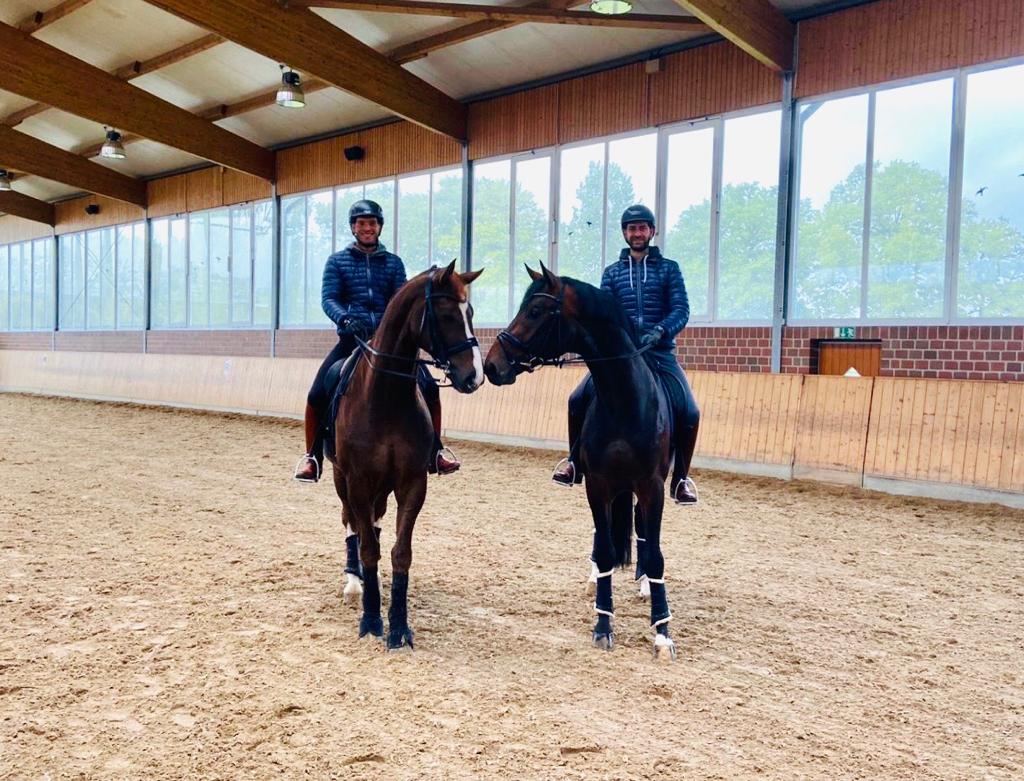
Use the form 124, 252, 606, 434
574, 315, 654, 419
359, 286, 425, 401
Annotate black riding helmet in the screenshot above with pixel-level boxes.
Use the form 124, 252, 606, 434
621, 203, 656, 230
349, 199, 385, 227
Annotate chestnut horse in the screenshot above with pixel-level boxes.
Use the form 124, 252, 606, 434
332, 261, 483, 650
483, 264, 677, 660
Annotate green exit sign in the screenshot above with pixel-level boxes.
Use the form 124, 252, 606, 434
835, 326, 856, 339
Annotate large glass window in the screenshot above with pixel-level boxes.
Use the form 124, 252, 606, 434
152, 202, 272, 329
397, 174, 430, 270
470, 154, 553, 325
958, 62, 1024, 318
663, 125, 716, 318
59, 226, 139, 331
792, 76, 965, 322
0, 238, 53, 331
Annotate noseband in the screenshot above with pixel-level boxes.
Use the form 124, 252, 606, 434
354, 273, 479, 384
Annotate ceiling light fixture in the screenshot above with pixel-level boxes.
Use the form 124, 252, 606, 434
590, 0, 632, 14
0, 170, 11, 191
100, 128, 127, 160
276, 65, 305, 108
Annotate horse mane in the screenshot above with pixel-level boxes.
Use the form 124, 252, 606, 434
521, 274, 639, 346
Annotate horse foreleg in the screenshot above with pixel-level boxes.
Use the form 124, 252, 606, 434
387, 474, 426, 652
586, 481, 616, 651
637, 479, 675, 662
349, 497, 383, 639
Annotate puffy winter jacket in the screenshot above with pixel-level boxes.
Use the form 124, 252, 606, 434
600, 245, 690, 349
321, 242, 407, 335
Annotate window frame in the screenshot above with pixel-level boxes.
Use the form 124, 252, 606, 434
59, 226, 143, 332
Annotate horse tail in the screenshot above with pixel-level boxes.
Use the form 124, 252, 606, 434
610, 492, 633, 568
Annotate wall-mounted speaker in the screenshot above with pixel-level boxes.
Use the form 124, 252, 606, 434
85, 204, 100, 215
343, 145, 365, 161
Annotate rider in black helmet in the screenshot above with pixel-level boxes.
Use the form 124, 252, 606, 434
293, 199, 460, 482
552, 203, 700, 504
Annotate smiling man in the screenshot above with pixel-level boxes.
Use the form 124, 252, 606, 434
552, 204, 701, 505
293, 199, 460, 484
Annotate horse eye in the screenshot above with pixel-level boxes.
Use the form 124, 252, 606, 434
529, 306, 543, 318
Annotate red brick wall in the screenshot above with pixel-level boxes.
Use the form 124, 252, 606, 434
0, 332, 51, 350
273, 329, 337, 359
146, 330, 271, 357
677, 326, 772, 373
782, 325, 1024, 381
54, 331, 144, 353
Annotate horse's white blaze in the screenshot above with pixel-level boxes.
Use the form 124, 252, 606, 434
459, 301, 483, 389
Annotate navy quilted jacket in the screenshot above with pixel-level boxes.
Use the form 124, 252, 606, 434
600, 245, 690, 349
321, 242, 407, 334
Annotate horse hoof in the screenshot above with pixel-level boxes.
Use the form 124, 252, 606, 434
343, 574, 363, 605
358, 615, 383, 639
387, 627, 415, 652
653, 634, 677, 662
592, 632, 614, 651
637, 575, 651, 601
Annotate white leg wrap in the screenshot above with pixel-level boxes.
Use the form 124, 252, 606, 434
594, 608, 614, 617
651, 614, 672, 628
595, 569, 614, 579
638, 575, 651, 599
635, 537, 647, 543
646, 577, 666, 585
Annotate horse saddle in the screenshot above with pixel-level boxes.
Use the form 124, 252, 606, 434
322, 347, 365, 462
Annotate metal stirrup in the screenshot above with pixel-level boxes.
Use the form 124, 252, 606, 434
293, 454, 321, 482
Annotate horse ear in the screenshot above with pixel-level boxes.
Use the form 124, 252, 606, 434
436, 258, 458, 286
459, 268, 484, 285
539, 261, 558, 289
525, 264, 543, 282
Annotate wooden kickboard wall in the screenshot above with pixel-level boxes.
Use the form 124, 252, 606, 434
1, 350, 1021, 503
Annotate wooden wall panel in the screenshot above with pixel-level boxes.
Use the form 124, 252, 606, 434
223, 168, 272, 205
0, 215, 53, 244
864, 378, 1024, 493
54, 194, 145, 235
147, 175, 188, 218
557, 62, 649, 145
649, 41, 780, 127
186, 167, 223, 213
796, 0, 1024, 98
277, 120, 462, 196
793, 375, 874, 482
468, 84, 559, 160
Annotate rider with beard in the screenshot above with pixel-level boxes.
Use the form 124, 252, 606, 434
551, 204, 700, 504
293, 199, 460, 483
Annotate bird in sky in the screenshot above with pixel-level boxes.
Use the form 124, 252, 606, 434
976, 186, 988, 196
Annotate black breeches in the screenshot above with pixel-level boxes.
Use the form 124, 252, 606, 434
307, 336, 356, 410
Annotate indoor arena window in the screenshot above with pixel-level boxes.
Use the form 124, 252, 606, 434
58, 225, 140, 331
151, 202, 272, 330
0, 237, 54, 332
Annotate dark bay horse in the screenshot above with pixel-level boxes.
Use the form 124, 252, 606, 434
332, 261, 483, 650
483, 264, 677, 660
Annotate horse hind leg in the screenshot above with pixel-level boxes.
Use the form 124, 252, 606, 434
634, 501, 651, 601
636, 478, 676, 662
586, 482, 616, 651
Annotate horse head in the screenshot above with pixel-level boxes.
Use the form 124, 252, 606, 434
418, 260, 485, 394
484, 262, 582, 386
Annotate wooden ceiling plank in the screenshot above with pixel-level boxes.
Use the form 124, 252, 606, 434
17, 0, 93, 34
0, 126, 147, 206
0, 22, 275, 180
0, 190, 55, 225
388, 0, 577, 64
143, 0, 466, 140
299, 0, 706, 31
670, 0, 793, 71
4, 34, 225, 128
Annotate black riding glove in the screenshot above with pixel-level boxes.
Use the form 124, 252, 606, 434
341, 315, 371, 336
640, 325, 665, 348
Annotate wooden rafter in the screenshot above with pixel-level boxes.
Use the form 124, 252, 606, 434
0, 22, 275, 180
670, 0, 793, 71
388, 0, 576, 64
0, 190, 55, 225
296, 0, 706, 31
0, 126, 146, 206
3, 34, 224, 128
143, 0, 466, 140
16, 0, 93, 34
